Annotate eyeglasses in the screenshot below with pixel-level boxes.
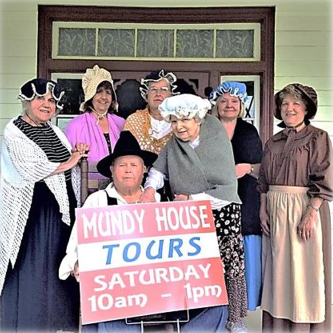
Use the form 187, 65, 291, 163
148, 87, 170, 95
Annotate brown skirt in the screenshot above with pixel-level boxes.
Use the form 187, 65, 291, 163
261, 186, 331, 331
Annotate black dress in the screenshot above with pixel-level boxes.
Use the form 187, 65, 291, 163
230, 118, 263, 311
0, 118, 80, 332
231, 118, 262, 236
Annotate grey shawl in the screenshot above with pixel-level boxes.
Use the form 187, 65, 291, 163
153, 114, 241, 203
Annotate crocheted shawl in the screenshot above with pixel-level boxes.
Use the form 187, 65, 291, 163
123, 108, 173, 154
0, 116, 81, 294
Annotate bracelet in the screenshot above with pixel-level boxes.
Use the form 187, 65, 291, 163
249, 164, 254, 174
308, 203, 320, 212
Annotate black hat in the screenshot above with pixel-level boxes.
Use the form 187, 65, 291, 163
97, 131, 158, 178
18, 78, 65, 110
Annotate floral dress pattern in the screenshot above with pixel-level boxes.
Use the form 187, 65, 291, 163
213, 203, 248, 322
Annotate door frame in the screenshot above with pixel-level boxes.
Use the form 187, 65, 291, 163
38, 5, 275, 143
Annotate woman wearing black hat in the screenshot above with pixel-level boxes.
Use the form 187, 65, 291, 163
258, 83, 333, 332
0, 78, 89, 332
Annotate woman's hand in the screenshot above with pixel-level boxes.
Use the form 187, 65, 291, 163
49, 142, 90, 176
297, 207, 317, 241
139, 187, 156, 203
174, 194, 189, 201
63, 149, 87, 169
235, 163, 260, 179
235, 163, 252, 179
259, 193, 270, 236
71, 261, 80, 282
260, 207, 270, 236
72, 142, 90, 156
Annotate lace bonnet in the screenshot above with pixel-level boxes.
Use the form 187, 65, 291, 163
158, 94, 211, 122
139, 70, 179, 101
80, 65, 117, 112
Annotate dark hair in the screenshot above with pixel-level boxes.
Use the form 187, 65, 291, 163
85, 81, 117, 113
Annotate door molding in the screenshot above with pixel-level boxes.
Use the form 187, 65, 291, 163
38, 5, 275, 143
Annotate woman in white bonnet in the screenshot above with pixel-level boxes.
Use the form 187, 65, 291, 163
140, 93, 246, 332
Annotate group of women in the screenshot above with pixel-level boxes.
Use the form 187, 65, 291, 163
0, 64, 332, 333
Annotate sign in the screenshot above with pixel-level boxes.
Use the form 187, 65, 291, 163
76, 200, 228, 324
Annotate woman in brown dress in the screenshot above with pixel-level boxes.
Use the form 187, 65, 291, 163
258, 83, 333, 332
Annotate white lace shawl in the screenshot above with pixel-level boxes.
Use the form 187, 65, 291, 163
0, 116, 81, 294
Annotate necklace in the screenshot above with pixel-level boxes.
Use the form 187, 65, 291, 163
92, 109, 108, 125
25, 113, 45, 127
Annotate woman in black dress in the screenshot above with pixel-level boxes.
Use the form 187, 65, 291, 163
0, 78, 89, 332
210, 81, 263, 323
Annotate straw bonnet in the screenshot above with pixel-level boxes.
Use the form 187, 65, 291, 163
18, 78, 65, 111
274, 83, 318, 121
97, 131, 157, 178
80, 65, 117, 111
158, 94, 211, 122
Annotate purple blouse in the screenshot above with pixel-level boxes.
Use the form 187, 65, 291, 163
65, 112, 125, 162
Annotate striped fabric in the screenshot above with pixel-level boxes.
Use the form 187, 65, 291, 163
14, 117, 71, 181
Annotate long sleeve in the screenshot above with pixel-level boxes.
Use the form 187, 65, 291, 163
308, 130, 333, 200
257, 126, 333, 201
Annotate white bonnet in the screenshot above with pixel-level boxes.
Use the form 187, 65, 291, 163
158, 94, 211, 122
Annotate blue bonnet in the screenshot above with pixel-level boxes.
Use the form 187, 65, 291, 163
209, 81, 249, 105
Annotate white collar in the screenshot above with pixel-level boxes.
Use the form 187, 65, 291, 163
149, 115, 172, 139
